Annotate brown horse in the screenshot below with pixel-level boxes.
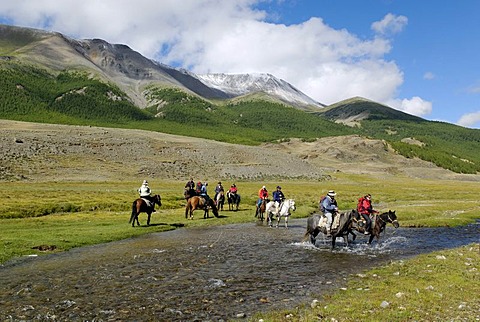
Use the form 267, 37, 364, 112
255, 198, 269, 222
185, 196, 219, 220
349, 210, 399, 244
129, 194, 162, 227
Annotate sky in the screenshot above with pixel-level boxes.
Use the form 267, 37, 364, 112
1, 0, 479, 128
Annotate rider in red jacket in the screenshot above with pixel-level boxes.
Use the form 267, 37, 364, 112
358, 194, 378, 234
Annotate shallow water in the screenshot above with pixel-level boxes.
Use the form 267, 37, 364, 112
0, 219, 478, 321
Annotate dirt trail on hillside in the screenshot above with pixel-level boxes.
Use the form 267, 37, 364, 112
1, 120, 478, 182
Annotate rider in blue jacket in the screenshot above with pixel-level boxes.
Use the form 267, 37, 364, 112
273, 186, 285, 215
321, 190, 338, 236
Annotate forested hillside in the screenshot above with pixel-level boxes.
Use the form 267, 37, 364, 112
1, 61, 479, 174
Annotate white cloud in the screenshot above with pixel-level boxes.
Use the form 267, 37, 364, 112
371, 13, 408, 36
0, 1, 427, 114
387, 97, 432, 117
457, 111, 480, 128
466, 83, 480, 94
423, 72, 435, 80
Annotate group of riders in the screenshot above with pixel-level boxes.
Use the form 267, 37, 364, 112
184, 178, 238, 205
138, 180, 378, 233
321, 190, 378, 236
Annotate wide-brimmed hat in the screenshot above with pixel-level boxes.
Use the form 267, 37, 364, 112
327, 190, 336, 197
262, 185, 266, 189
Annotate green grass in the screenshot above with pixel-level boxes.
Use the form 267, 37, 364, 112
1, 176, 479, 321
252, 243, 480, 321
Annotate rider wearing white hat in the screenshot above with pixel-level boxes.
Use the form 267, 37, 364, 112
138, 180, 156, 211
322, 190, 338, 236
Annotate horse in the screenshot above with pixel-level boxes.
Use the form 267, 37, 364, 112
185, 196, 219, 220
349, 210, 399, 244
184, 188, 197, 200
265, 199, 296, 228
129, 194, 162, 227
255, 198, 269, 222
215, 191, 225, 211
227, 191, 240, 211
304, 211, 354, 249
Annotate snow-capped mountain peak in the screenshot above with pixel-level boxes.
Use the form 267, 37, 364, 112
196, 73, 324, 109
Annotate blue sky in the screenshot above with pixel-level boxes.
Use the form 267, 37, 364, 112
1, 0, 479, 128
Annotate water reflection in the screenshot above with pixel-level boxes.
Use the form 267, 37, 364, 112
0, 219, 478, 321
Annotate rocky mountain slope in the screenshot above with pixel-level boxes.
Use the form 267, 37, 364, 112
2, 120, 478, 183
0, 24, 321, 110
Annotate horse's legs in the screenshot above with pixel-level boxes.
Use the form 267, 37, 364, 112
350, 230, 357, 242
310, 229, 319, 245
367, 234, 375, 244
147, 213, 151, 226
331, 235, 336, 250
284, 216, 289, 229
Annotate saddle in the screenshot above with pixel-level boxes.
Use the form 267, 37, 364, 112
317, 213, 341, 230
200, 197, 209, 209
141, 198, 153, 208
353, 213, 376, 230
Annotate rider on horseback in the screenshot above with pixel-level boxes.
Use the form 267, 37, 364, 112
138, 180, 156, 212
196, 181, 203, 194
228, 183, 238, 194
321, 190, 338, 236
273, 186, 285, 216
214, 181, 224, 201
257, 186, 268, 206
200, 182, 211, 208
185, 177, 195, 190
357, 193, 378, 235
256, 185, 269, 217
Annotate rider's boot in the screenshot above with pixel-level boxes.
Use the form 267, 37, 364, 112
364, 227, 370, 235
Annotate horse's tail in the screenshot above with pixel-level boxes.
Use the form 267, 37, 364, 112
130, 200, 137, 223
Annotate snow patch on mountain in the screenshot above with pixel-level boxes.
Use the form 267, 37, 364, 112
197, 73, 324, 108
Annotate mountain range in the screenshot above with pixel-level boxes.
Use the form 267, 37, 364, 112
1, 23, 479, 175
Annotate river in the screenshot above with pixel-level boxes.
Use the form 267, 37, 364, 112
1, 219, 478, 321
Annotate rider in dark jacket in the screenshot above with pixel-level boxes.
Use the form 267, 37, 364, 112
273, 186, 285, 215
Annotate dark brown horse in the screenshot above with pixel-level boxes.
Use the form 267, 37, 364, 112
185, 196, 219, 220
129, 194, 162, 227
304, 211, 354, 249
349, 210, 399, 244
227, 191, 240, 211
184, 188, 197, 200
255, 198, 269, 222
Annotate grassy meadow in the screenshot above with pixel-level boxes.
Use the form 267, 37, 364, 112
1, 174, 479, 321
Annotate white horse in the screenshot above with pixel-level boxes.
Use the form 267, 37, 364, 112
265, 199, 296, 228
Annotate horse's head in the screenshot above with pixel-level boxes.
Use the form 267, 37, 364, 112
209, 198, 219, 217
154, 194, 162, 207
287, 199, 296, 211
382, 210, 399, 228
